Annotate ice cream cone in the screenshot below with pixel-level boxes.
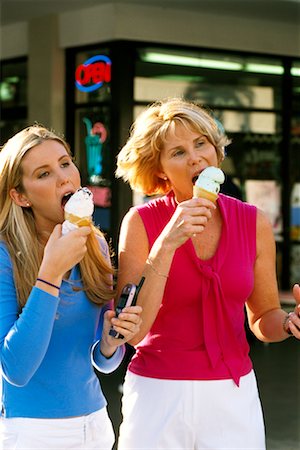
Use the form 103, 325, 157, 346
193, 167, 224, 203
193, 186, 218, 203
64, 212, 92, 227
62, 187, 94, 235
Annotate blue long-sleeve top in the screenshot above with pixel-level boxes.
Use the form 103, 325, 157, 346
0, 239, 125, 418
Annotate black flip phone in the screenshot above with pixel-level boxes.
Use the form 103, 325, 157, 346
109, 277, 145, 339
116, 283, 137, 315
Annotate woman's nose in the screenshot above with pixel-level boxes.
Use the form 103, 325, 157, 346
57, 170, 70, 186
188, 150, 201, 165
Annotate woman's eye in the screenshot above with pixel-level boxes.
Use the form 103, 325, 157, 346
173, 149, 184, 157
61, 161, 70, 168
38, 171, 49, 179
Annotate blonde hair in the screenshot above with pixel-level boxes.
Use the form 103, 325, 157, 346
0, 124, 115, 308
116, 98, 231, 195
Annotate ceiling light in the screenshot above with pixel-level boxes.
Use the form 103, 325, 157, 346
141, 51, 300, 76
244, 63, 284, 75
291, 67, 300, 77
141, 52, 242, 71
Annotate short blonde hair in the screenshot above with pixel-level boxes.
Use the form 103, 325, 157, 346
116, 98, 231, 195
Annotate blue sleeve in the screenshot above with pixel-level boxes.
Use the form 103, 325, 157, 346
98, 235, 110, 262
0, 243, 60, 387
91, 341, 125, 374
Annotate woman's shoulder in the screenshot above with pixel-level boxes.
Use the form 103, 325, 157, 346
219, 194, 257, 234
134, 194, 168, 212
219, 193, 256, 214
133, 193, 173, 223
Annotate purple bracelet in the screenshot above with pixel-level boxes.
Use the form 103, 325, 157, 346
36, 278, 60, 290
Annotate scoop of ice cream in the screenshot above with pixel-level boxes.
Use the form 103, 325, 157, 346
62, 187, 94, 235
64, 187, 94, 218
194, 167, 225, 195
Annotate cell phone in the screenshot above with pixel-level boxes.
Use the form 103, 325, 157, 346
109, 277, 145, 339
116, 283, 137, 315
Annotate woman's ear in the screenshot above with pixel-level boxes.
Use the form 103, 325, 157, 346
10, 188, 31, 207
157, 172, 168, 181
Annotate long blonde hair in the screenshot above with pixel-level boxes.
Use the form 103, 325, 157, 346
116, 98, 231, 195
0, 125, 115, 308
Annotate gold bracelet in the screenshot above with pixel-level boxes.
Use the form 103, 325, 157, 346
146, 257, 168, 279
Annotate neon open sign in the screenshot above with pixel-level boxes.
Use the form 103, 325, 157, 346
75, 55, 111, 92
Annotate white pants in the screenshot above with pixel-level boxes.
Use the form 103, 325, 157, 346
117, 370, 266, 450
0, 408, 115, 450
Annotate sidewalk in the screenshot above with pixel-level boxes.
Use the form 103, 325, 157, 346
250, 336, 300, 450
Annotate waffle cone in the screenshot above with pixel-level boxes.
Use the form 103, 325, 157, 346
193, 186, 218, 203
64, 212, 92, 227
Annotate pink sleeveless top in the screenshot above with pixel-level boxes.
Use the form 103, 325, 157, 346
128, 192, 257, 386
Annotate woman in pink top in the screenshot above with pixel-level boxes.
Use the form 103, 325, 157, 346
115, 98, 300, 450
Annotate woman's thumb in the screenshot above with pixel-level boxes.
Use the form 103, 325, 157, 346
49, 224, 62, 240
293, 283, 300, 306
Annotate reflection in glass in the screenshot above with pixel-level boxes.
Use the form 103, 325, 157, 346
136, 48, 283, 109
217, 111, 276, 134
0, 59, 27, 107
245, 180, 282, 240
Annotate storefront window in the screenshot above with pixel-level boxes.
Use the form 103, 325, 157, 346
73, 106, 111, 232
0, 58, 27, 107
71, 48, 112, 233
67, 42, 298, 288
134, 48, 283, 221
0, 57, 27, 144
135, 48, 282, 110
133, 46, 295, 285
290, 60, 300, 284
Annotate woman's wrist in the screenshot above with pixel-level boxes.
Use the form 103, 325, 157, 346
36, 272, 62, 296
36, 278, 60, 290
100, 339, 118, 359
147, 238, 175, 278
37, 269, 62, 286
146, 256, 169, 278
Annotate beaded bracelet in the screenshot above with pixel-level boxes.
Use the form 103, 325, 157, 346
36, 278, 60, 290
146, 257, 168, 279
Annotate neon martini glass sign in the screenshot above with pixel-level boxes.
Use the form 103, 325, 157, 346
75, 55, 111, 92
83, 117, 108, 185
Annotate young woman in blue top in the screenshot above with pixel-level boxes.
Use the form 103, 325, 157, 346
0, 125, 142, 450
